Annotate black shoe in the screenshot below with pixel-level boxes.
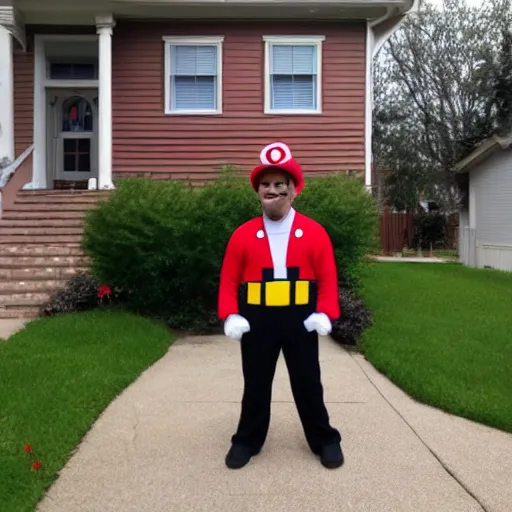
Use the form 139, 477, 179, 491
319, 443, 344, 469
225, 444, 257, 469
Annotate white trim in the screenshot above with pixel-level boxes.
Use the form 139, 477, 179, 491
97, 20, 115, 189
364, 22, 374, 191
0, 26, 14, 162
263, 35, 325, 115
43, 80, 99, 88
162, 35, 224, 116
32, 35, 47, 189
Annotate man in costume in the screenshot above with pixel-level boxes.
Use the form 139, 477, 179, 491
218, 142, 343, 470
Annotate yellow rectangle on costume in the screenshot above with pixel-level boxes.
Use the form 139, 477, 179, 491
265, 281, 290, 306
295, 281, 309, 305
247, 282, 261, 305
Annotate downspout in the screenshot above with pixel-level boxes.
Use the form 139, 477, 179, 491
364, 0, 420, 192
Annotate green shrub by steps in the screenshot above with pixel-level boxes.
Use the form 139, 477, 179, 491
82, 171, 379, 332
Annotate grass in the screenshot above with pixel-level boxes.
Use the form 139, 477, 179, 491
0, 308, 175, 512
360, 262, 512, 433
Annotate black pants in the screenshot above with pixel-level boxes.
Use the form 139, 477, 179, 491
231, 313, 341, 454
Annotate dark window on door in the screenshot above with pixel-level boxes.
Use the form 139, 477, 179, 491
49, 62, 98, 80
63, 139, 91, 172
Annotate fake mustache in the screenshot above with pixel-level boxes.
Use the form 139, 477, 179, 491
265, 191, 288, 198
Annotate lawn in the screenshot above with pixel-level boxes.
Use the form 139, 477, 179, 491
360, 262, 512, 433
0, 308, 174, 512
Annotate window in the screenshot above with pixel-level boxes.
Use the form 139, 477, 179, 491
49, 62, 98, 80
62, 97, 93, 133
163, 36, 224, 115
263, 36, 324, 114
63, 139, 91, 173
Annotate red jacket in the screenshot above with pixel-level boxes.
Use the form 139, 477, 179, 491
218, 211, 340, 321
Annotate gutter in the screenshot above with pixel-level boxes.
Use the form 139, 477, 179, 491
364, 0, 420, 190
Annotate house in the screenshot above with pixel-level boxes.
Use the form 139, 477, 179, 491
0, 0, 419, 319
455, 133, 512, 272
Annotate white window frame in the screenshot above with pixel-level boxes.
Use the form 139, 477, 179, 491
162, 36, 224, 115
263, 35, 325, 115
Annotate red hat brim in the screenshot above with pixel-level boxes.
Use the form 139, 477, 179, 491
250, 160, 304, 195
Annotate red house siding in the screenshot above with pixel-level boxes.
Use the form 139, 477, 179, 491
12, 21, 367, 181
112, 21, 366, 182
13, 50, 34, 157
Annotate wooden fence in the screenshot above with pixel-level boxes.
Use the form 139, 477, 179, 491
379, 209, 459, 255
380, 210, 414, 254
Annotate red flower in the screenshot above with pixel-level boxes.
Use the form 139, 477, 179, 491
32, 461, 42, 470
24, 443, 33, 453
97, 285, 112, 299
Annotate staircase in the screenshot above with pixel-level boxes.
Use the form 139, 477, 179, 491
0, 189, 110, 319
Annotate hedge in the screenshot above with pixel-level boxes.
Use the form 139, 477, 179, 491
81, 171, 379, 333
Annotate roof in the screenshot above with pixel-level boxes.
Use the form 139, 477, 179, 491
454, 133, 512, 174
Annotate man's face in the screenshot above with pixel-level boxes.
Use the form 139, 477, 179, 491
257, 169, 296, 220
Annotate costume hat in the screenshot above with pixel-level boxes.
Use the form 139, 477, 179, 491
250, 142, 304, 194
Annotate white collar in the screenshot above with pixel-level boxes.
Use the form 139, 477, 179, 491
263, 207, 295, 235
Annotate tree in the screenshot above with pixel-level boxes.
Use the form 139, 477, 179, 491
373, 0, 512, 213
494, 22, 512, 135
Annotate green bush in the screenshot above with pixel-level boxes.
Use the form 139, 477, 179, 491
39, 272, 100, 317
413, 212, 448, 250
82, 171, 379, 332
294, 174, 379, 290
330, 284, 374, 347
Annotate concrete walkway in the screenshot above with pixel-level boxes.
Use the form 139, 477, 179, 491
35, 335, 511, 512
0, 318, 25, 340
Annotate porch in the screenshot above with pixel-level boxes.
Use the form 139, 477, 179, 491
1, 22, 114, 191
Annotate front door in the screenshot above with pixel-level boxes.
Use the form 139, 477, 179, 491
47, 89, 98, 184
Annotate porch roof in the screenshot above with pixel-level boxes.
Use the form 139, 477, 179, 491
5, 0, 415, 25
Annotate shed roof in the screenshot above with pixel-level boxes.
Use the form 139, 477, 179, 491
455, 133, 512, 174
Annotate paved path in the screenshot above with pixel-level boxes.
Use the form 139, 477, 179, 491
34, 335, 511, 512
0, 319, 25, 340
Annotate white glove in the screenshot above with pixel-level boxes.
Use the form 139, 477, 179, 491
224, 314, 250, 340
304, 312, 332, 336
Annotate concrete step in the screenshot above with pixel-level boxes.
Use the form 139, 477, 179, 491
14, 195, 108, 205
0, 226, 84, 236
0, 235, 83, 244
0, 244, 83, 255
17, 190, 111, 198
0, 305, 39, 319
0, 219, 84, 228
1, 210, 87, 220
0, 279, 68, 292
0, 255, 89, 267
6, 203, 99, 212
0, 292, 50, 306
0, 267, 87, 280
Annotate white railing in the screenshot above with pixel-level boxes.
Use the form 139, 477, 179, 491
0, 144, 35, 216
460, 227, 477, 267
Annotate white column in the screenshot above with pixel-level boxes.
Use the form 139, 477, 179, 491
96, 15, 115, 189
29, 35, 47, 189
0, 26, 14, 164
364, 23, 374, 193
